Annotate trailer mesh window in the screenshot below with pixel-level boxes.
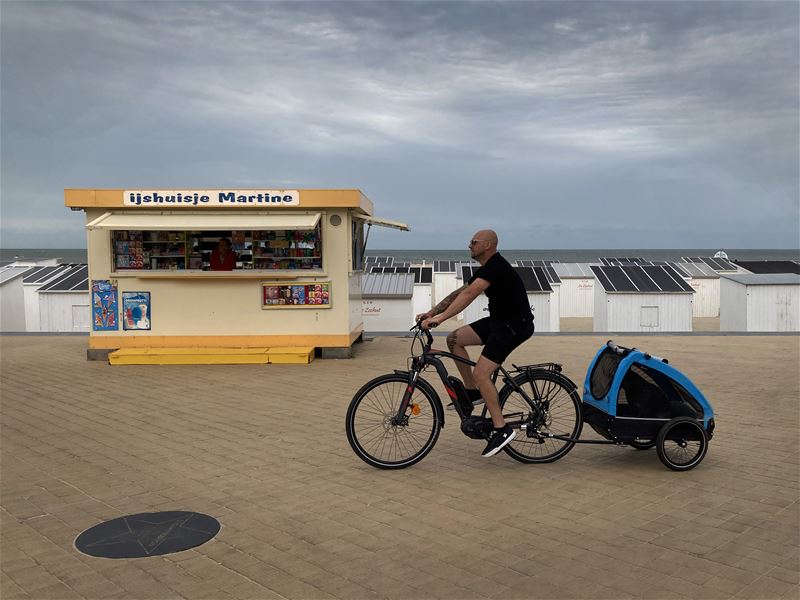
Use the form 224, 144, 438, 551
589, 349, 622, 400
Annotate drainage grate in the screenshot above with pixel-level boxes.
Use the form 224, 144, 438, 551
75, 511, 220, 559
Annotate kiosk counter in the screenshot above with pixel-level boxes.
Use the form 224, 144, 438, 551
66, 188, 407, 362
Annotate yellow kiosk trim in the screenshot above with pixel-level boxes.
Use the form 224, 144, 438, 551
87, 212, 321, 231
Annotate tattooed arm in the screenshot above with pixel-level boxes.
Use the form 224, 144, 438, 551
416, 284, 468, 322
419, 279, 490, 329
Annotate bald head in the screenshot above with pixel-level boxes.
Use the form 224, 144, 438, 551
469, 229, 498, 263
474, 229, 498, 248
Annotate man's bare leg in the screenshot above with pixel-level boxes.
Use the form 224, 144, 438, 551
473, 355, 505, 428
446, 326, 482, 387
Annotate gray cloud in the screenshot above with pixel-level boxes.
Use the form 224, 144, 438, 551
1, 0, 797, 249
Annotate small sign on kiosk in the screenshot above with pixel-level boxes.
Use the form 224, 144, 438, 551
262, 281, 331, 308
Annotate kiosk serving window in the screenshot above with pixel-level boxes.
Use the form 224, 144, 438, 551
111, 223, 322, 272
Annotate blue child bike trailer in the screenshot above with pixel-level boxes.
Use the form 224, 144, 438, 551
582, 341, 715, 471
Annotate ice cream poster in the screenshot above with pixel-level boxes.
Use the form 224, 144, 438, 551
92, 280, 118, 331
262, 282, 331, 308
122, 291, 151, 330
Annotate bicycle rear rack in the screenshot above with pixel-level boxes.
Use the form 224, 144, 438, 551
511, 362, 563, 374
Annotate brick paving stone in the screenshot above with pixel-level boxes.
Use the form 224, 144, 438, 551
1, 334, 798, 599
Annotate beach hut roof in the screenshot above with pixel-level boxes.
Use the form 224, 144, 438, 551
362, 272, 414, 298
673, 262, 719, 279
733, 261, 800, 275
23, 264, 74, 284
369, 266, 432, 284
0, 266, 32, 285
682, 256, 738, 272
721, 273, 800, 286
599, 257, 651, 266
553, 263, 596, 278
591, 265, 694, 294
37, 264, 88, 293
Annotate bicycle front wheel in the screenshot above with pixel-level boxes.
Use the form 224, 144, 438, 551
499, 370, 583, 464
345, 374, 442, 469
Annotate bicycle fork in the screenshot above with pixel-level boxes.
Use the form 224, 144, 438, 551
392, 362, 423, 426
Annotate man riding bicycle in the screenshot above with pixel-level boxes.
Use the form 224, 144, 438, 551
418, 229, 534, 457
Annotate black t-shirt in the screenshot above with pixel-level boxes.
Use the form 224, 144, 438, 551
468, 253, 531, 323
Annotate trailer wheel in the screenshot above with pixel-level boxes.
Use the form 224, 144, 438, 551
656, 417, 708, 471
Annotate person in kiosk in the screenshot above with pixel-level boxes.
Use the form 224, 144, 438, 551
210, 237, 236, 271
418, 229, 534, 457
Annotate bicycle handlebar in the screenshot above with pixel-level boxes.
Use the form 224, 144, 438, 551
411, 321, 434, 346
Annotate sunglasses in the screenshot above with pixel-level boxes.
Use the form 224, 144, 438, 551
469, 239, 486, 247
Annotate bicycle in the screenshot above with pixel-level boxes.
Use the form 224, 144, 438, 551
345, 322, 583, 469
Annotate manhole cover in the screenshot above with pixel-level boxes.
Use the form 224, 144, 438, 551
75, 511, 220, 559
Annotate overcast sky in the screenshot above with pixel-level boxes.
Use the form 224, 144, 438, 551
1, 1, 798, 249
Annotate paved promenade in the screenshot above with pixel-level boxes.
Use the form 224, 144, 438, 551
1, 334, 798, 600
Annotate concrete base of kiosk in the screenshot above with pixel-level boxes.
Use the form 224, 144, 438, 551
108, 347, 315, 365
319, 346, 354, 359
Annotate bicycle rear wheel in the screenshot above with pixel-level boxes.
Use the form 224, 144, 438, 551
499, 370, 583, 464
345, 374, 442, 469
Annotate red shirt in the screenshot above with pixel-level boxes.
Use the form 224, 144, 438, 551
210, 249, 236, 271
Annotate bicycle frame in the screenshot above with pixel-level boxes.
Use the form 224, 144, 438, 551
392, 326, 546, 427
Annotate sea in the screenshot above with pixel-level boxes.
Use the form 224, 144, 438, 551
1, 247, 798, 264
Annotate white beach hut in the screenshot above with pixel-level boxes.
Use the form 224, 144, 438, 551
22, 264, 76, 331
592, 264, 694, 332
367, 265, 433, 322
361, 272, 415, 332
719, 273, 800, 332
36, 264, 91, 332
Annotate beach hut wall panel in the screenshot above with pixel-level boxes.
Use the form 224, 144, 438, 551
548, 284, 561, 332
38, 291, 91, 332
433, 272, 459, 310
558, 278, 594, 317
461, 295, 489, 324
412, 284, 432, 321
531, 293, 554, 332
361, 272, 415, 332
719, 278, 747, 330
675, 261, 720, 317
688, 277, 720, 317
720, 274, 800, 331
552, 264, 596, 318
0, 267, 31, 331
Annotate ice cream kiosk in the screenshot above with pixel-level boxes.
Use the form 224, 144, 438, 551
66, 189, 407, 364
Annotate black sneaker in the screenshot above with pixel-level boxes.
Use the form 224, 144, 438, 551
481, 425, 516, 457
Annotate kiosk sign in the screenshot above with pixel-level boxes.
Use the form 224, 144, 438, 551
124, 190, 300, 207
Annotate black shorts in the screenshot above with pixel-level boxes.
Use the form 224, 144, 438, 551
469, 316, 534, 364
